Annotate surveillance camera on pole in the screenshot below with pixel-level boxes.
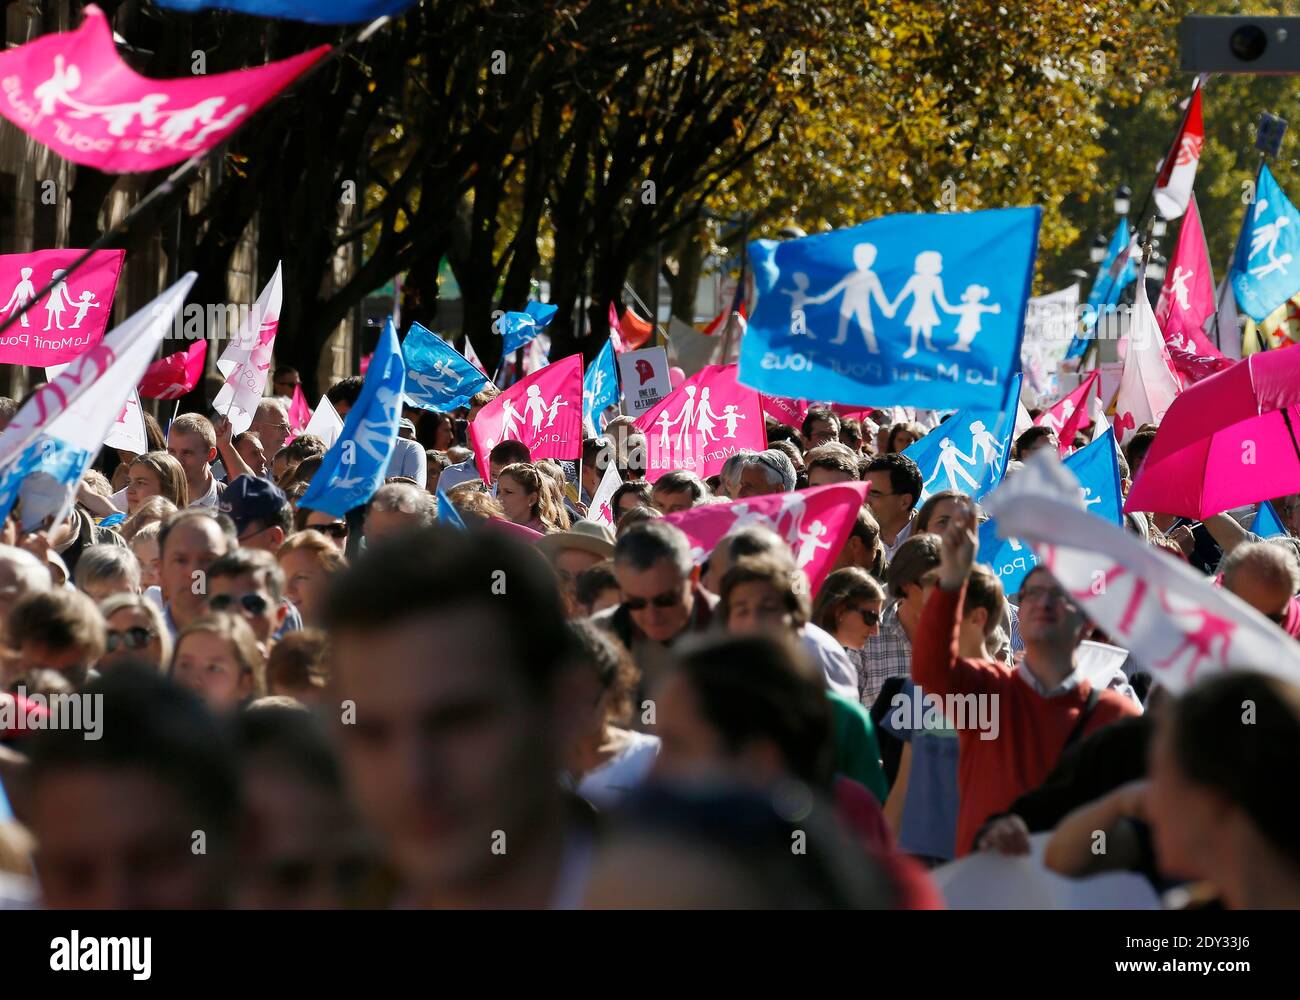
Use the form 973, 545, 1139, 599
1180, 16, 1300, 73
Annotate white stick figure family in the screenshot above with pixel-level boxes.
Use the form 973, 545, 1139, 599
32, 55, 248, 148
0, 267, 101, 331
653, 384, 747, 455
922, 418, 1006, 493
781, 242, 1001, 359
727, 494, 831, 574
493, 386, 570, 446
1247, 198, 1292, 280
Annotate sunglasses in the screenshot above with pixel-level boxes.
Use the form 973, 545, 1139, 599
210, 592, 271, 616
106, 627, 157, 653
312, 523, 349, 539
849, 606, 881, 626
624, 589, 683, 611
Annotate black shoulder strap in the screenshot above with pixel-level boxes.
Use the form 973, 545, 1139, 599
1061, 685, 1103, 757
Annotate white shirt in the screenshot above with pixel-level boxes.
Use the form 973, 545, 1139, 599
189, 476, 222, 511
576, 730, 661, 810
881, 513, 915, 562
437, 459, 480, 493
800, 623, 861, 701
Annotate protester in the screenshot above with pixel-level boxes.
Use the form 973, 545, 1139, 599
158, 510, 234, 636
207, 548, 291, 647
221, 476, 294, 552
97, 592, 171, 673
167, 413, 226, 510
324, 527, 591, 908
801, 406, 840, 450
277, 530, 348, 628
862, 453, 922, 561
566, 619, 659, 809
650, 470, 710, 514
497, 462, 569, 534
832, 505, 887, 580
537, 522, 616, 618
128, 522, 163, 590
812, 567, 886, 686
73, 544, 141, 603
859, 534, 939, 707
250, 397, 293, 459
293, 506, 351, 551
4, 586, 105, 690
0, 546, 49, 635
574, 561, 621, 617
123, 496, 179, 542
124, 450, 189, 514
364, 482, 436, 541
25, 665, 239, 908
1217, 540, 1300, 635
805, 443, 861, 487
611, 481, 654, 520
264, 629, 329, 704
915, 502, 1140, 856
170, 611, 267, 712
327, 376, 427, 486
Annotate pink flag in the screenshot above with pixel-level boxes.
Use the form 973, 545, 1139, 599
1167, 344, 1235, 387
761, 394, 809, 429
139, 338, 206, 399
1155, 195, 1221, 359
468, 354, 583, 479
608, 303, 628, 353
663, 481, 870, 595
634, 363, 766, 482
1153, 87, 1204, 221
287, 383, 312, 434
0, 5, 329, 173
0, 248, 124, 365
1115, 279, 1182, 443
1034, 371, 1101, 456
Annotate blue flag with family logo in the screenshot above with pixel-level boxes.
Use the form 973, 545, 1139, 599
402, 322, 489, 412
1230, 164, 1300, 321
300, 319, 405, 518
583, 337, 619, 434
739, 206, 1039, 411
1251, 500, 1287, 539
154, 0, 417, 24
980, 430, 1124, 596
499, 301, 559, 356
1065, 218, 1138, 360
901, 375, 1021, 504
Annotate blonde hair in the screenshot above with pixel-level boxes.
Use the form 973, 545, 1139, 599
498, 462, 569, 534
169, 412, 216, 452
171, 612, 266, 700
278, 529, 348, 574
98, 592, 173, 667
123, 496, 179, 541
129, 451, 189, 509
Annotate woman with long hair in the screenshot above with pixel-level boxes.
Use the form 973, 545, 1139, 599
497, 462, 569, 534
125, 451, 188, 514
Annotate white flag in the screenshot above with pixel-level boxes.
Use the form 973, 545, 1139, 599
45, 365, 148, 456
585, 461, 623, 528
984, 452, 1300, 695
213, 263, 283, 435
301, 394, 343, 448
1113, 278, 1180, 444
0, 275, 196, 471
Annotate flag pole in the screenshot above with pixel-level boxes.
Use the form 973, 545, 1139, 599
0, 14, 397, 342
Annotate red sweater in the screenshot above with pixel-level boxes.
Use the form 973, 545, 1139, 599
912, 583, 1140, 856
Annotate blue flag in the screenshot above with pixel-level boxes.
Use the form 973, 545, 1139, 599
0, 438, 95, 533
437, 487, 467, 530
1065, 219, 1138, 360
1251, 500, 1287, 539
902, 375, 1022, 504
402, 322, 489, 412
739, 206, 1040, 411
499, 301, 559, 356
1231, 164, 1300, 321
583, 337, 620, 434
980, 430, 1124, 596
300, 319, 405, 517
154, 0, 417, 24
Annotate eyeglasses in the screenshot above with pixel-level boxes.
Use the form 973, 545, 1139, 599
106, 627, 157, 653
210, 592, 271, 616
312, 523, 349, 540
849, 606, 881, 626
1020, 584, 1072, 608
625, 588, 684, 611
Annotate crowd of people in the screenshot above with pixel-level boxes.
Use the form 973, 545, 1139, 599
0, 375, 1297, 911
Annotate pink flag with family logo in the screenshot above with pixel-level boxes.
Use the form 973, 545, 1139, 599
139, 338, 206, 399
1155, 195, 1221, 360
634, 364, 765, 482
468, 354, 583, 479
663, 481, 870, 595
1034, 370, 1101, 456
761, 394, 809, 429
0, 248, 124, 365
0, 5, 329, 173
